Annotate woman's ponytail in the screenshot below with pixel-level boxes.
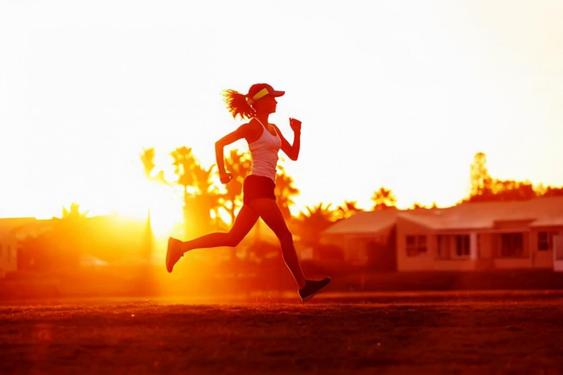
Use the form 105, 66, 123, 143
223, 89, 255, 119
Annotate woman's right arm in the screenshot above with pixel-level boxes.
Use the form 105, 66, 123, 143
215, 124, 251, 183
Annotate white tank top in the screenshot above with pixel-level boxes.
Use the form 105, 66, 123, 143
248, 118, 281, 181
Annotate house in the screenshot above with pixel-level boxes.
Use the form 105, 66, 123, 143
322, 196, 563, 272
0, 218, 36, 278
0, 214, 156, 275
321, 209, 399, 269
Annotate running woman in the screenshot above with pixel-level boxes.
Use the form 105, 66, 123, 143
166, 83, 331, 302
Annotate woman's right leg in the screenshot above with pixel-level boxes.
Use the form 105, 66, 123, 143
247, 198, 306, 289
179, 204, 258, 254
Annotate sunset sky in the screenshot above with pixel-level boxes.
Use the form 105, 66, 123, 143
1, 0, 562, 224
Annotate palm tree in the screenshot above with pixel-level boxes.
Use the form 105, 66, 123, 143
140, 148, 167, 184
61, 202, 88, 221
335, 200, 363, 220
470, 151, 493, 198
141, 148, 156, 177
170, 146, 211, 236
409, 202, 428, 210
171, 146, 198, 200
275, 164, 300, 220
221, 149, 252, 225
189, 163, 224, 232
371, 187, 397, 210
466, 152, 538, 203
142, 146, 226, 236
294, 203, 335, 246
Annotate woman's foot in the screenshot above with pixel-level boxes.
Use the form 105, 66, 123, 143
299, 277, 331, 302
166, 237, 184, 273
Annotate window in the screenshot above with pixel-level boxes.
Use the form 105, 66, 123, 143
538, 232, 554, 251
406, 235, 427, 257
500, 233, 524, 257
455, 235, 471, 258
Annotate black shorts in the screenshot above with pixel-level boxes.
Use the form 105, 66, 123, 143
243, 175, 276, 205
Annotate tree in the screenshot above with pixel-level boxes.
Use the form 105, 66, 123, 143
542, 186, 563, 197
169, 146, 223, 235
188, 163, 224, 232
171, 146, 198, 201
61, 202, 88, 221
293, 203, 336, 246
275, 164, 300, 220
371, 187, 397, 210
141, 148, 156, 177
409, 201, 437, 210
470, 151, 492, 197
466, 152, 537, 202
141, 146, 226, 236
171, 146, 197, 236
334, 200, 363, 220
141, 148, 166, 184
221, 149, 252, 225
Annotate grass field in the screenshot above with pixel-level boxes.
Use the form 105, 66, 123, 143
2, 291, 563, 374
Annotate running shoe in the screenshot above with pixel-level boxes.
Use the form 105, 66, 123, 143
299, 277, 331, 302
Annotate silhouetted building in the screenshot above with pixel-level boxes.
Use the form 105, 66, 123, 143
323, 196, 563, 272
0, 218, 36, 277
0, 215, 155, 275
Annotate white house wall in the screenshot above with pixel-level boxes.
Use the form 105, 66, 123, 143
396, 217, 482, 272
530, 228, 561, 269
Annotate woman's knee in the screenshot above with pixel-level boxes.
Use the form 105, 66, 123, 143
226, 231, 244, 247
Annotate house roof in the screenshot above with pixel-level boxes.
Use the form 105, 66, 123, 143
323, 209, 399, 235
0, 218, 37, 237
399, 201, 535, 230
323, 196, 563, 234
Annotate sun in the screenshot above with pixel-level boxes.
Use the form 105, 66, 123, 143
109, 166, 184, 238
147, 198, 184, 238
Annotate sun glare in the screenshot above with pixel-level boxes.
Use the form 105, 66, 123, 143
96, 163, 185, 243
119, 185, 183, 237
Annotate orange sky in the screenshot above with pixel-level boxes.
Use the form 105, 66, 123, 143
1, 1, 562, 224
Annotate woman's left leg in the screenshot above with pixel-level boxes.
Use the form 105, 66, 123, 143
166, 205, 258, 273
180, 204, 259, 252
248, 198, 306, 289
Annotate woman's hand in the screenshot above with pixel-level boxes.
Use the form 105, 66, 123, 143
289, 118, 302, 134
220, 171, 233, 184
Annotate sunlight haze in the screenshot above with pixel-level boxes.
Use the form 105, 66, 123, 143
1, 0, 562, 220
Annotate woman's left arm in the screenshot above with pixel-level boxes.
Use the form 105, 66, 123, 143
274, 118, 301, 161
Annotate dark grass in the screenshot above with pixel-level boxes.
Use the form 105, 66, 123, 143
2, 292, 563, 374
